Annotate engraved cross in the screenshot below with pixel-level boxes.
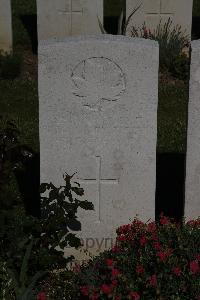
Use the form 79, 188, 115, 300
146, 0, 174, 20
58, 0, 83, 34
77, 156, 119, 222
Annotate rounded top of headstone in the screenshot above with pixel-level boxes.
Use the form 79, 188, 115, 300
192, 39, 200, 49
39, 34, 159, 49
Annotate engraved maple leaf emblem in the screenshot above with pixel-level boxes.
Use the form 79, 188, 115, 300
71, 57, 126, 111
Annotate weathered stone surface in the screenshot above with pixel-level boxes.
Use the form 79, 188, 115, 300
185, 40, 200, 220
39, 35, 159, 259
37, 0, 103, 40
0, 0, 12, 52
126, 0, 193, 39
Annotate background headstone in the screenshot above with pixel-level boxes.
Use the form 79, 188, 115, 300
39, 35, 159, 259
126, 0, 193, 39
37, 0, 103, 40
185, 40, 200, 220
0, 0, 12, 52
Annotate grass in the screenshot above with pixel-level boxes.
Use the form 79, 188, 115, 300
0, 77, 38, 152
193, 0, 200, 17
157, 79, 188, 153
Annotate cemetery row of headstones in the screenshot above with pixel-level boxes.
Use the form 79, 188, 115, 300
0, 0, 194, 52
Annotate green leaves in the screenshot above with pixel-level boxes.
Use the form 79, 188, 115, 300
97, 4, 142, 35
65, 233, 82, 248
39, 183, 49, 193
1, 172, 94, 298
4, 238, 48, 300
67, 218, 81, 231
71, 186, 84, 196
78, 200, 94, 211
39, 173, 94, 266
19, 238, 33, 288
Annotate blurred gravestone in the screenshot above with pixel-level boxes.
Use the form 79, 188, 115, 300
126, 0, 193, 39
37, 0, 103, 40
185, 40, 200, 220
0, 0, 12, 52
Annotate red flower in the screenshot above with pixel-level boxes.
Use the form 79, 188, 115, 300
140, 236, 147, 246
190, 260, 199, 275
117, 234, 126, 242
112, 268, 121, 277
147, 222, 156, 233
112, 279, 118, 286
127, 232, 135, 241
80, 286, 89, 296
187, 220, 195, 226
72, 263, 81, 273
132, 219, 144, 227
196, 254, 200, 261
90, 293, 99, 300
160, 214, 169, 225
36, 292, 46, 300
115, 297, 121, 300
172, 266, 182, 276
151, 234, 158, 241
101, 284, 113, 295
143, 28, 148, 37
106, 259, 113, 266
112, 246, 121, 253
136, 265, 145, 274
157, 251, 167, 261
149, 274, 157, 286
187, 219, 200, 227
157, 249, 172, 262
153, 242, 161, 250
118, 224, 132, 234
129, 291, 140, 300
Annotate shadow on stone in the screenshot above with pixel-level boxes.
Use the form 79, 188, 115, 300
14, 151, 40, 218
156, 153, 185, 223
14, 151, 186, 223
192, 17, 200, 40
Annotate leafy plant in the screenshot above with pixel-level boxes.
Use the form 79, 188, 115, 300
38, 270, 78, 300
69, 216, 200, 299
0, 116, 33, 209
0, 173, 94, 298
98, 4, 142, 35
3, 238, 47, 300
39, 173, 94, 267
131, 19, 190, 79
0, 52, 22, 79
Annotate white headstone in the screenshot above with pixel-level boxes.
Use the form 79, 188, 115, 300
39, 35, 159, 259
0, 0, 12, 52
185, 40, 200, 220
37, 0, 103, 40
126, 0, 193, 39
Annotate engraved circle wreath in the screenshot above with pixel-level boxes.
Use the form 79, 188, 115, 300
71, 57, 126, 111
